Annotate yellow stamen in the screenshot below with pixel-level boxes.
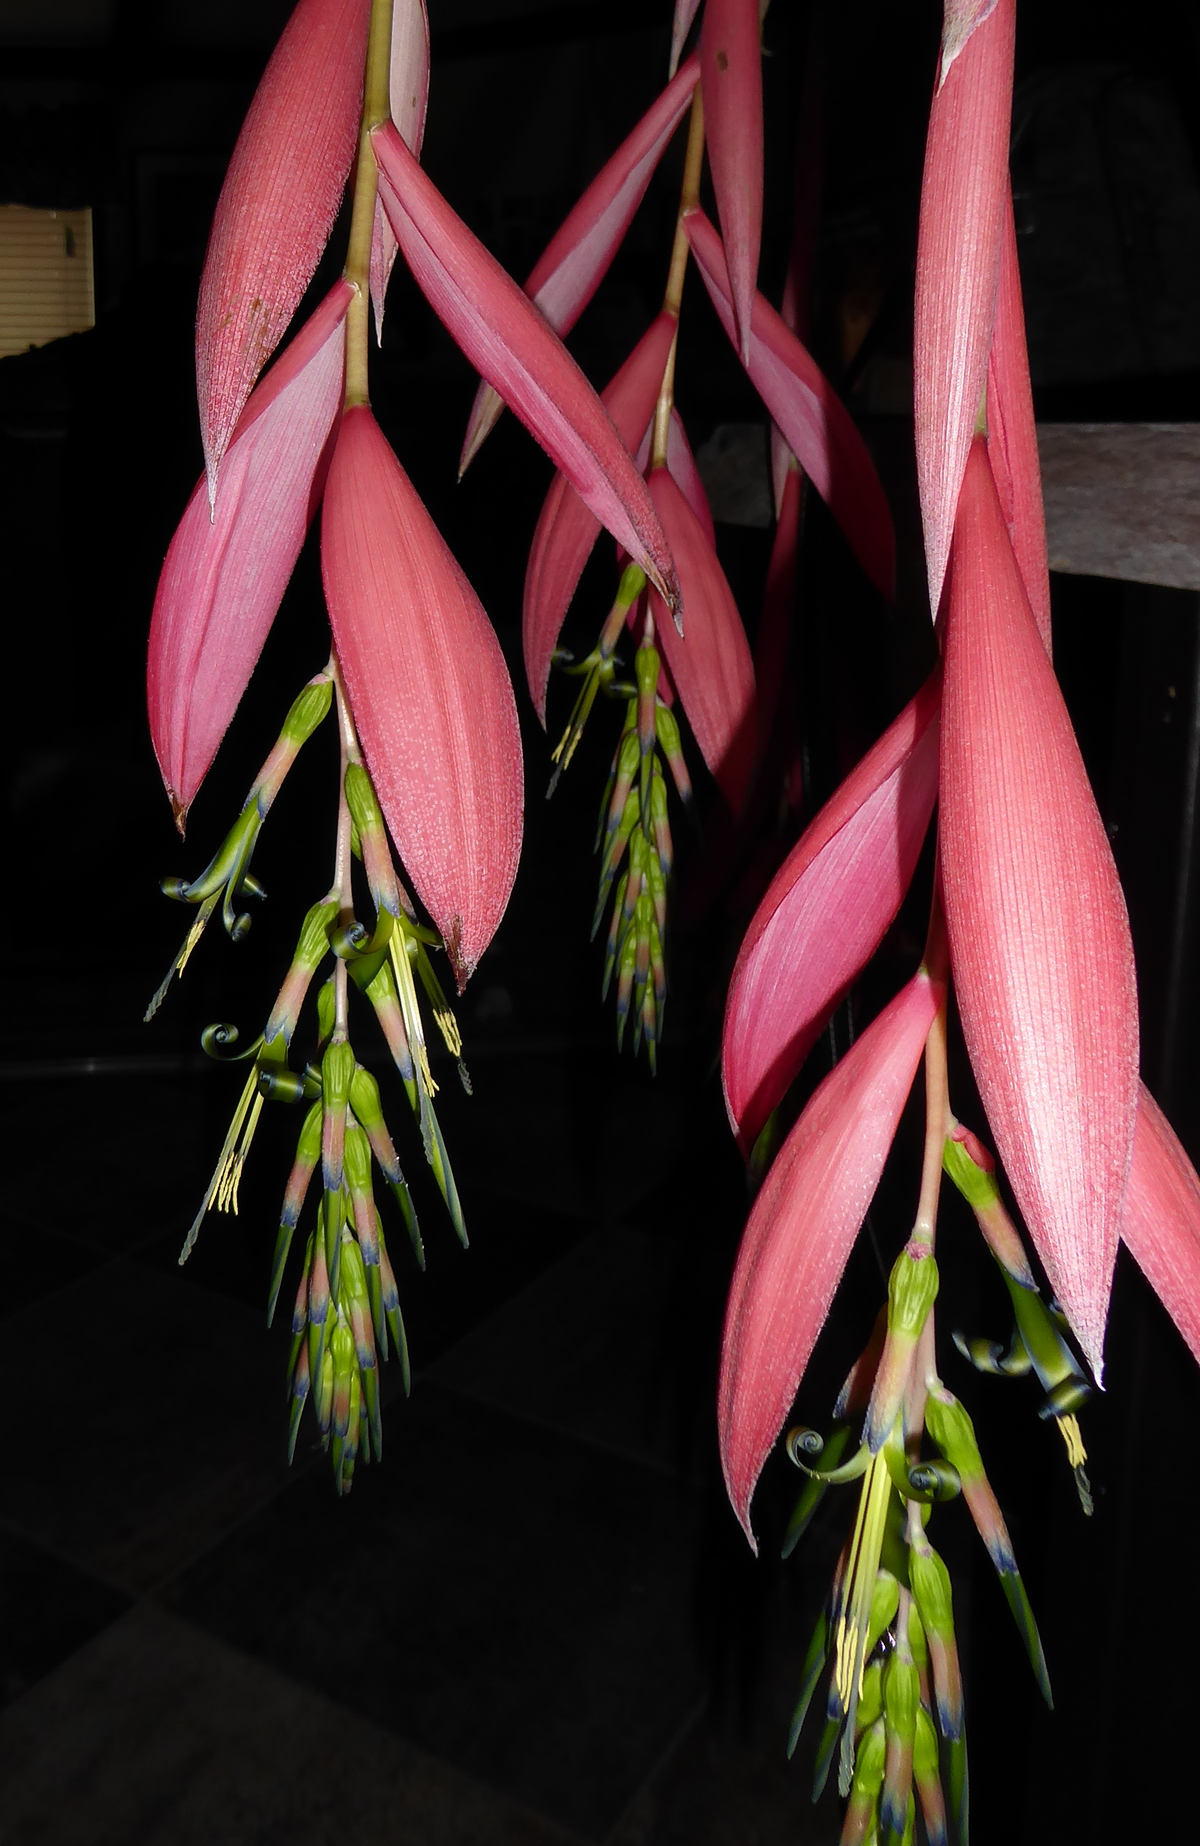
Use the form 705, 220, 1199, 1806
389, 933, 438, 1098
219, 1091, 264, 1214
180, 1065, 259, 1262
1058, 1413, 1087, 1471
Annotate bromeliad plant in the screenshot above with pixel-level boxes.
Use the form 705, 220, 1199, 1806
717, 0, 1200, 1839
145, 0, 685, 1490
458, 5, 893, 1061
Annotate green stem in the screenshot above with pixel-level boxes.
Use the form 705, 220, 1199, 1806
343, 0, 396, 407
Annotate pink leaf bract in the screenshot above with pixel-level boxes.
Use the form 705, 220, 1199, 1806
460, 54, 699, 473
522, 311, 678, 723
371, 120, 679, 613
912, 0, 1014, 617
149, 280, 354, 828
196, 0, 370, 499
321, 405, 523, 987
985, 185, 1051, 652
669, 0, 704, 78
720, 968, 941, 1547
369, 0, 432, 343
700, 0, 764, 363
647, 465, 757, 814
723, 668, 942, 1152
939, 438, 1138, 1377
1122, 1084, 1200, 1369
685, 208, 895, 601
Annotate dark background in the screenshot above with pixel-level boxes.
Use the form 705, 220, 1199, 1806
3, 2, 1200, 1842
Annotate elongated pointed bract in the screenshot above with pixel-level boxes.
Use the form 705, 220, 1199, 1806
701, 0, 763, 364
459, 55, 699, 473
669, 0, 704, 78
150, 281, 353, 827
646, 466, 757, 814
985, 185, 1051, 652
1121, 1084, 1200, 1368
720, 970, 941, 1547
196, 0, 370, 498
322, 406, 523, 986
523, 311, 678, 723
685, 209, 895, 601
633, 407, 716, 547
753, 461, 802, 748
369, 0, 432, 342
723, 670, 941, 1151
371, 121, 679, 612
913, 0, 1015, 617
939, 439, 1138, 1377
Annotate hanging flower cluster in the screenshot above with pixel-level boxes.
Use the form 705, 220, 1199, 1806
716, 0, 1200, 1837
454, 3, 893, 1059
145, 0, 687, 1488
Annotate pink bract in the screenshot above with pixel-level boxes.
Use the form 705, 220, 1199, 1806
685, 208, 895, 602
1121, 1084, 1200, 1369
719, 968, 941, 1547
371, 120, 679, 614
321, 405, 523, 988
522, 312, 678, 724
647, 465, 757, 815
700, 0, 764, 364
912, 0, 1014, 617
939, 437, 1138, 1378
149, 280, 354, 828
196, 0, 370, 500
459, 55, 700, 473
369, 0, 432, 343
722, 669, 941, 1152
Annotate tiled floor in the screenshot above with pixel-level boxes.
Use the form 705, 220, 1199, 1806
0, 1051, 842, 1846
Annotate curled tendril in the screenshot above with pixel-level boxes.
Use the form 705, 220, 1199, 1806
329, 909, 395, 961
952, 1328, 1033, 1377
201, 1023, 266, 1063
906, 1459, 962, 1503
786, 1426, 870, 1483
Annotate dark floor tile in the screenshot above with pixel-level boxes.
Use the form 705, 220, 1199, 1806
0, 1220, 108, 1319
5, 1258, 301, 1593
427, 1223, 713, 1483
0, 1524, 130, 1707
8, 1073, 217, 1253
163, 1385, 707, 1840
0, 1602, 580, 1846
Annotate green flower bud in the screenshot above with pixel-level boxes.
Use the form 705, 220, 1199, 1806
348, 1065, 383, 1131
883, 1652, 920, 1739
924, 1390, 983, 1481
857, 1659, 884, 1731
942, 1133, 1000, 1210
909, 1543, 955, 1641
852, 1719, 888, 1800
316, 977, 337, 1043
322, 1040, 355, 1112
616, 561, 647, 608
344, 1122, 372, 1193
344, 761, 385, 838
281, 675, 333, 746
887, 1242, 940, 1339
867, 1569, 901, 1657
913, 1706, 939, 1781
